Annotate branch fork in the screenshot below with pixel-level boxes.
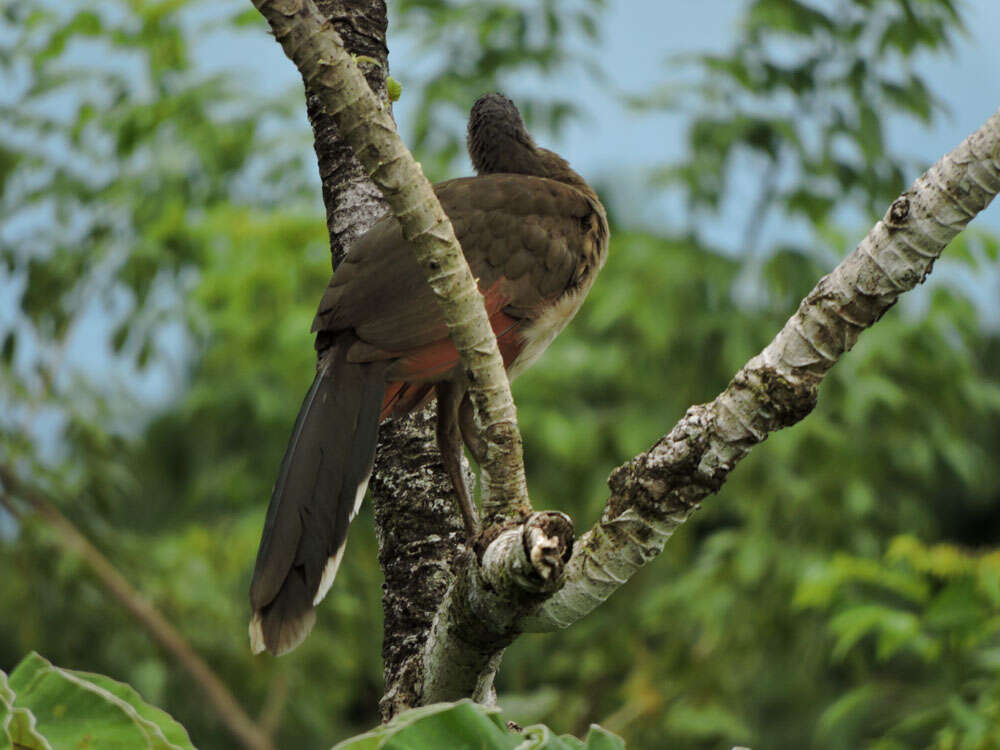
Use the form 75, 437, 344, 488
421, 512, 574, 704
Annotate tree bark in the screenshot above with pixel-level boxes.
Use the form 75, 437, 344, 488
305, 0, 390, 267
369, 411, 467, 719
420, 511, 573, 704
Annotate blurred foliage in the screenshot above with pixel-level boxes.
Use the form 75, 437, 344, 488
0, 0, 998, 749
508, 228, 1000, 750
650, 0, 964, 252
795, 537, 1000, 748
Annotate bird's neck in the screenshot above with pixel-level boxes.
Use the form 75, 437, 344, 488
475, 143, 599, 204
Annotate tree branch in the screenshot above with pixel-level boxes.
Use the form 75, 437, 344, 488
267, 0, 466, 719
251, 0, 530, 521
0, 465, 275, 750
520, 107, 1000, 632
369, 410, 468, 719
420, 511, 574, 703
304, 0, 389, 267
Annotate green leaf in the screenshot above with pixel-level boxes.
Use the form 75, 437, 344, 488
230, 8, 264, 27
881, 76, 933, 123
746, 0, 835, 37
578, 725, 626, 750
386, 77, 402, 102
946, 695, 989, 736
517, 723, 624, 750
664, 698, 752, 741
1, 332, 15, 366
6, 653, 194, 750
518, 723, 580, 749
924, 579, 987, 632
817, 683, 881, 739
0, 669, 52, 750
0, 145, 21, 197
828, 605, 921, 661
332, 701, 624, 749
333, 700, 518, 749
857, 103, 883, 161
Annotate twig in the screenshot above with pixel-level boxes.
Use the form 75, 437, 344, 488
256, 670, 290, 736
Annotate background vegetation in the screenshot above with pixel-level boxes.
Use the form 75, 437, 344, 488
1, 0, 998, 748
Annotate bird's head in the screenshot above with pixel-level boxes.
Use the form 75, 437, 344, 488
467, 93, 538, 175
466, 93, 593, 195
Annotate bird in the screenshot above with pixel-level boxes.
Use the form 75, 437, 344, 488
249, 93, 609, 656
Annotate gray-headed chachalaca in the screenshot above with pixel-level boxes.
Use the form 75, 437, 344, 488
249, 94, 609, 656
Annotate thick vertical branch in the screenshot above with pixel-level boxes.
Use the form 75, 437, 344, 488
272, 0, 471, 718
369, 411, 467, 720
304, 0, 390, 266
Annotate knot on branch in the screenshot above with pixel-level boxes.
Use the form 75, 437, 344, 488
524, 511, 574, 585
887, 195, 911, 227
606, 406, 718, 519
732, 365, 818, 430
480, 512, 575, 596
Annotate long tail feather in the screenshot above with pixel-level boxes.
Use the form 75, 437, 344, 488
249, 345, 387, 656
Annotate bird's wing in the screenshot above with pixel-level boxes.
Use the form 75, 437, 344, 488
311, 173, 600, 362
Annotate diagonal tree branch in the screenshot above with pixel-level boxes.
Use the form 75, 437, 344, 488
0, 464, 275, 750
251, 0, 531, 522
520, 107, 1000, 632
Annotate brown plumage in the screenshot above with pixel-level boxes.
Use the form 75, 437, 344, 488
249, 93, 609, 656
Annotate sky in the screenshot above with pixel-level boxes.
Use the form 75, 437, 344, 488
199, 0, 1000, 243
396, 1, 1000, 319
212, 1, 1000, 169
548, 0, 1000, 200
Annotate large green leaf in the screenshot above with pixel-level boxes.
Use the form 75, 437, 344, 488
0, 669, 51, 750
332, 700, 624, 750
3, 652, 193, 750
